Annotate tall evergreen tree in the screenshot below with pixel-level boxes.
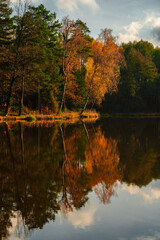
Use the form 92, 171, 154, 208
0, 0, 13, 112
0, 0, 13, 46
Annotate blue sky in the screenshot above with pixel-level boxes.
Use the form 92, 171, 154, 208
13, 0, 160, 46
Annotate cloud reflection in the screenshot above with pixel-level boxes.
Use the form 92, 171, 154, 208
120, 231, 160, 240
121, 181, 160, 203
7, 213, 24, 240
60, 204, 97, 229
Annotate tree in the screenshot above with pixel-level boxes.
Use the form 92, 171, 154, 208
134, 40, 154, 58
25, 4, 61, 114
120, 45, 158, 112
0, 0, 13, 112
2, 0, 32, 116
81, 28, 124, 113
59, 17, 89, 111
103, 40, 159, 113
0, 0, 13, 46
2, 2, 61, 115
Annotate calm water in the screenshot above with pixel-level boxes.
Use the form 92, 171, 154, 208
0, 119, 160, 240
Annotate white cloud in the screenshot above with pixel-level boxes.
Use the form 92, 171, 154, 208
121, 183, 160, 204
64, 204, 97, 229
119, 21, 142, 43
56, 0, 99, 12
118, 13, 160, 45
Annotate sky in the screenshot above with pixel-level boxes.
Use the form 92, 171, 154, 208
12, 0, 160, 46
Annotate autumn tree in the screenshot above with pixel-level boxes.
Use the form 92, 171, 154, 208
59, 17, 89, 111
81, 28, 124, 113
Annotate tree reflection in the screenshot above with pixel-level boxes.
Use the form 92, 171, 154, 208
0, 123, 62, 238
59, 124, 91, 216
0, 121, 122, 238
84, 124, 121, 204
100, 119, 160, 187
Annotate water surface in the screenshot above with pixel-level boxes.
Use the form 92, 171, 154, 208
0, 119, 160, 240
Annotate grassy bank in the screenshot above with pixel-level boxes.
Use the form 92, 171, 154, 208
0, 110, 99, 123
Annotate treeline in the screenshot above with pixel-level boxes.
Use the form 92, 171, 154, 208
103, 41, 160, 113
1, 0, 160, 116
0, 0, 123, 116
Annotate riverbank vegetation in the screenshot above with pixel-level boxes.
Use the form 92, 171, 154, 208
1, 0, 160, 117
0, 110, 99, 122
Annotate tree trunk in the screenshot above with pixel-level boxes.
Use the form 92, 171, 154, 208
81, 66, 97, 114
19, 74, 24, 116
4, 77, 15, 116
59, 38, 68, 113
90, 98, 96, 110
59, 75, 67, 112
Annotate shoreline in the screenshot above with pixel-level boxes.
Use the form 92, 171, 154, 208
0, 111, 99, 123
1, 112, 160, 123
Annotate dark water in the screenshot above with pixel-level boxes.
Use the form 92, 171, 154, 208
0, 119, 160, 240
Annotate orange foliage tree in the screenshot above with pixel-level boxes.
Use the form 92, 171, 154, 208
59, 17, 88, 111
82, 28, 124, 112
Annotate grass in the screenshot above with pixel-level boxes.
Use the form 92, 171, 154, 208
81, 110, 99, 119
0, 110, 100, 123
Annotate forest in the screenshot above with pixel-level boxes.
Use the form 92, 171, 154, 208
0, 0, 160, 115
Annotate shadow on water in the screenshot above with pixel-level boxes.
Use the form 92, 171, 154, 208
0, 118, 160, 238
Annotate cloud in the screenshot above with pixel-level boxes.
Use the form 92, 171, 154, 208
118, 13, 160, 45
152, 27, 160, 41
56, 0, 99, 12
121, 182, 160, 204
119, 21, 142, 43
65, 204, 97, 229
119, 231, 160, 240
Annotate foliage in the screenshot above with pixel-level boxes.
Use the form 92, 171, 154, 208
103, 40, 160, 113
1, 2, 160, 115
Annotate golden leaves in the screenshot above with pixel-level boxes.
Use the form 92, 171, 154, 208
85, 29, 124, 106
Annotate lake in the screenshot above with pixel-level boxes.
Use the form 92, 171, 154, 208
0, 118, 160, 240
